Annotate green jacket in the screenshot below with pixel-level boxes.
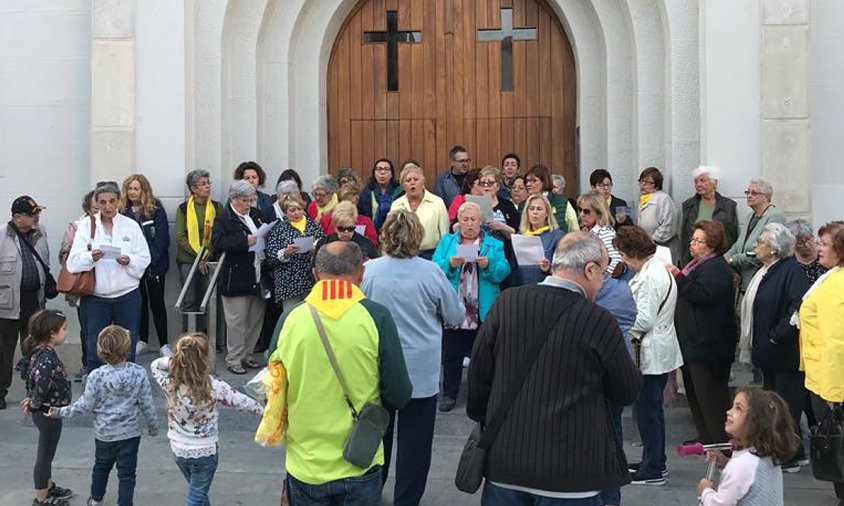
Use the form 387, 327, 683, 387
174, 199, 223, 264
725, 205, 785, 290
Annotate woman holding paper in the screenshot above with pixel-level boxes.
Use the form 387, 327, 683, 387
511, 194, 565, 286
432, 201, 510, 412
67, 182, 151, 373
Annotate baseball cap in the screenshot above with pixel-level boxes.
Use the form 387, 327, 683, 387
11, 196, 45, 216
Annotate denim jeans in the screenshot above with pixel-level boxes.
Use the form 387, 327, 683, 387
175, 454, 218, 506
81, 289, 142, 372
286, 466, 382, 506
482, 482, 602, 506
634, 373, 669, 476
92, 437, 140, 506
600, 403, 624, 505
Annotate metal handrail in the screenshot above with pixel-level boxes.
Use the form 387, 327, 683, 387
200, 252, 225, 313
174, 245, 206, 310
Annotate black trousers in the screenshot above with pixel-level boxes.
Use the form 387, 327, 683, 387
255, 299, 283, 353
139, 274, 168, 347
32, 411, 62, 490
442, 328, 478, 400
762, 369, 807, 459
382, 395, 437, 506
809, 393, 844, 500
681, 361, 731, 444
0, 289, 41, 399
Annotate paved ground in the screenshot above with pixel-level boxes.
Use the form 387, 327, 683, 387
1, 337, 841, 506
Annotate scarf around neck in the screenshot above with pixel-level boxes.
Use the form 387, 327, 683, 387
187, 195, 215, 256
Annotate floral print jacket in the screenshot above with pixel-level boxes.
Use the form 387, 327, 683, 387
17, 347, 71, 413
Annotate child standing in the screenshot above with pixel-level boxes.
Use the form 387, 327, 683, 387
697, 387, 799, 505
17, 310, 75, 506
150, 333, 263, 506
49, 325, 158, 506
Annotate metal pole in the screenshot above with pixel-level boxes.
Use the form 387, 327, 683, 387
175, 245, 205, 309
200, 252, 225, 313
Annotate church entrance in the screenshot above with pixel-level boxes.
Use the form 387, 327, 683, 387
327, 0, 577, 187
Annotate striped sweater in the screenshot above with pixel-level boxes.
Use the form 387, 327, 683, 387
467, 282, 642, 493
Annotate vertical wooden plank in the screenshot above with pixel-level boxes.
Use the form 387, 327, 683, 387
349, 14, 363, 122
399, 119, 413, 166
371, 0, 386, 121
474, 0, 487, 125
410, 0, 424, 120
387, 119, 400, 165
423, 0, 437, 119
425, 118, 438, 182
450, 0, 466, 157
435, 0, 449, 178
338, 26, 352, 166
538, 12, 551, 122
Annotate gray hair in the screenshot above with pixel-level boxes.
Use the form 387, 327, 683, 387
456, 201, 482, 220
692, 165, 721, 182
760, 222, 795, 258
551, 231, 604, 273
785, 219, 814, 242
748, 178, 774, 199
94, 182, 121, 200
228, 179, 257, 199
551, 174, 566, 189
186, 169, 210, 190
314, 241, 363, 276
275, 180, 300, 196
311, 175, 339, 193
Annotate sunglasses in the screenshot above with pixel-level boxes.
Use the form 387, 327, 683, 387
478, 180, 497, 187
579, 208, 593, 215
336, 226, 356, 233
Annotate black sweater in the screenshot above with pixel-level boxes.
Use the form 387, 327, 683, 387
211, 205, 264, 297
467, 283, 642, 492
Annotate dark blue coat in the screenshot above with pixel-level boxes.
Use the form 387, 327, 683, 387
122, 202, 170, 278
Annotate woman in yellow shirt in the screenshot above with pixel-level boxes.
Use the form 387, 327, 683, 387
389, 162, 449, 259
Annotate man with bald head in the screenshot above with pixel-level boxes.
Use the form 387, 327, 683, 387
267, 241, 411, 504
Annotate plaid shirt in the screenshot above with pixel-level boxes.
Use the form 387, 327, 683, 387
16, 227, 40, 291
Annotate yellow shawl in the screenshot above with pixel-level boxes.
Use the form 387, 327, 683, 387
187, 196, 215, 258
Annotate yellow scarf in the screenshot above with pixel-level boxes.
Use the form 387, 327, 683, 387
187, 195, 215, 258
639, 193, 653, 210
290, 216, 307, 234
254, 361, 288, 447
523, 225, 550, 237
315, 194, 338, 222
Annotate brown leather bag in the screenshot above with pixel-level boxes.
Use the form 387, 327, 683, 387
56, 215, 97, 297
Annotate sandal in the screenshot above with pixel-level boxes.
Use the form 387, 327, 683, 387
227, 364, 247, 375
242, 358, 262, 369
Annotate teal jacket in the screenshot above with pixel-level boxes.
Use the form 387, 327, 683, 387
432, 232, 511, 321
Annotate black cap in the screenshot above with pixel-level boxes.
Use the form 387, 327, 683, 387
11, 196, 44, 216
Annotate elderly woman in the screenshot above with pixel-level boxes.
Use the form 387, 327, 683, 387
614, 226, 683, 485
433, 201, 510, 412
446, 168, 482, 222
524, 164, 579, 233
513, 194, 565, 286
389, 162, 449, 259
234, 161, 273, 211
307, 175, 340, 222
336, 167, 360, 188
67, 182, 151, 372
510, 174, 529, 209
577, 193, 623, 276
358, 158, 400, 233
637, 167, 679, 259
211, 180, 266, 375
786, 219, 828, 284
666, 220, 736, 444
477, 166, 520, 277
360, 210, 464, 505
175, 170, 224, 336
679, 166, 738, 266
799, 221, 844, 501
315, 201, 377, 261
275, 169, 312, 208
266, 193, 324, 306
740, 223, 810, 471
319, 182, 378, 247
120, 174, 171, 357
725, 178, 785, 291
590, 169, 630, 227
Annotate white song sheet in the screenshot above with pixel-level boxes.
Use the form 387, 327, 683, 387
511, 235, 546, 266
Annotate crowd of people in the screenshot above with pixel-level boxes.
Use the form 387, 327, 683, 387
3, 146, 844, 506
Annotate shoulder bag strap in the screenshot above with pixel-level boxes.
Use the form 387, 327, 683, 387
478, 296, 578, 449
308, 304, 360, 419
13, 227, 50, 274
657, 268, 674, 315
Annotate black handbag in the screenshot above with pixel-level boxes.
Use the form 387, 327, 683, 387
14, 227, 59, 300
455, 299, 574, 493
308, 304, 390, 469
811, 404, 844, 482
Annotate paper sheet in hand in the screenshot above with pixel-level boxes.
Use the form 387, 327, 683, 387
355, 225, 366, 236
293, 236, 314, 253
655, 245, 673, 266
511, 235, 546, 266
257, 220, 278, 236
456, 244, 479, 262
465, 195, 494, 222
98, 245, 122, 260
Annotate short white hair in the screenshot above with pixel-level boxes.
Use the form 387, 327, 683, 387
551, 231, 604, 274
748, 178, 774, 199
692, 165, 720, 183
228, 179, 256, 199
760, 223, 795, 258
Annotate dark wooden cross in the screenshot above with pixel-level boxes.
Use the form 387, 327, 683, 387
477, 8, 538, 91
363, 11, 422, 92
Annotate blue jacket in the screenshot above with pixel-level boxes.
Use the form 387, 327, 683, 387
595, 277, 638, 357
122, 202, 170, 278
432, 232, 510, 321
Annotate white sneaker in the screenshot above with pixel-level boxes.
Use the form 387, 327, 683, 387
462, 357, 471, 368
159, 344, 172, 357
135, 340, 148, 356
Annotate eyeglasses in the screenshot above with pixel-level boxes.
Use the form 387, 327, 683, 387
374, 167, 392, 173
478, 180, 497, 187
744, 190, 764, 196
638, 179, 655, 186
455, 158, 471, 164
313, 191, 329, 199
690, 238, 708, 245
579, 208, 593, 215
336, 226, 356, 233
595, 182, 612, 189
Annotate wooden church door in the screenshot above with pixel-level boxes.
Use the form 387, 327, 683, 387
327, 0, 576, 188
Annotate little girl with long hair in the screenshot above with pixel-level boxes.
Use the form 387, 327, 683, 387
150, 333, 263, 505
17, 310, 75, 505
697, 387, 798, 505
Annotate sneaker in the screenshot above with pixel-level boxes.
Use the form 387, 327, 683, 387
47, 484, 74, 501
797, 456, 810, 466
438, 397, 456, 412
782, 461, 801, 474
629, 469, 666, 486
73, 368, 85, 383
159, 344, 173, 357
628, 462, 669, 477
135, 340, 148, 356
87, 497, 104, 506
32, 497, 70, 506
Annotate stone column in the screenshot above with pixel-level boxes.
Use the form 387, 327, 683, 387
91, 0, 137, 185
760, 0, 810, 219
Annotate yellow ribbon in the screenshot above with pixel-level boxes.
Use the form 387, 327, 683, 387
187, 195, 215, 258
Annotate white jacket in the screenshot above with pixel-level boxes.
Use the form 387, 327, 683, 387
629, 256, 683, 375
66, 213, 151, 298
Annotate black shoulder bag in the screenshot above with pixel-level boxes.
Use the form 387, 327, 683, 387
14, 228, 58, 300
455, 297, 575, 493
811, 403, 844, 482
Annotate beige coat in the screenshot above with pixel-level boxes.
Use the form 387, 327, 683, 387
0, 223, 49, 319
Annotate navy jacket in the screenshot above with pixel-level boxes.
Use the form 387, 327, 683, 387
211, 204, 263, 297
122, 202, 170, 278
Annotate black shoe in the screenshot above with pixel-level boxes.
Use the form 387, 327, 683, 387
629, 469, 666, 486
0, 397, 6, 410
32, 497, 70, 506
782, 461, 801, 474
73, 368, 85, 383
628, 462, 668, 477
47, 484, 74, 501
438, 397, 456, 412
